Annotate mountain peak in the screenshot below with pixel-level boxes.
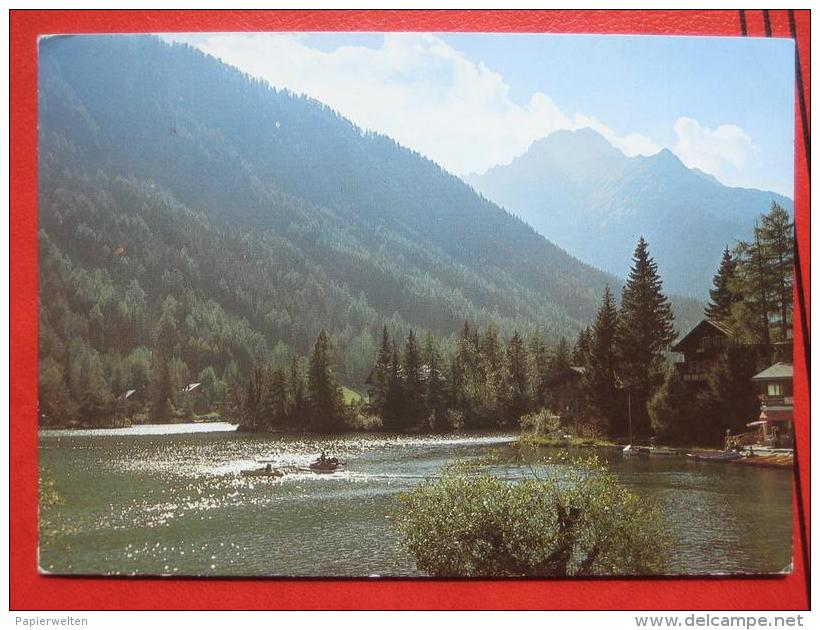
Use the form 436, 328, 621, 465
535, 127, 621, 158
493, 127, 625, 179
468, 122, 793, 298
654, 147, 683, 164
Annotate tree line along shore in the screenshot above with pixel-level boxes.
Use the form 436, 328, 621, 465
40, 203, 792, 448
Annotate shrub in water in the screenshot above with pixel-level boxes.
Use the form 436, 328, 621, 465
393, 456, 668, 576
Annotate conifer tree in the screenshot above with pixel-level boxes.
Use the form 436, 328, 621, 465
758, 202, 794, 343
585, 286, 622, 433
731, 222, 773, 347
382, 340, 405, 431
226, 378, 242, 421
259, 367, 278, 429
269, 366, 288, 428
368, 325, 392, 416
151, 351, 174, 423
452, 321, 478, 425
422, 331, 448, 431
616, 237, 676, 437
505, 331, 530, 420
704, 246, 739, 322
288, 355, 307, 429
306, 329, 343, 431
695, 345, 761, 445
402, 330, 426, 428
572, 327, 593, 366
480, 324, 505, 418
151, 296, 179, 423
527, 330, 550, 410
549, 337, 571, 375
242, 365, 265, 430
647, 368, 693, 445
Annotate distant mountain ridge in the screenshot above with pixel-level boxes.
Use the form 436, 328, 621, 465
466, 128, 793, 298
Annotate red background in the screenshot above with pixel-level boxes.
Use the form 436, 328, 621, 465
9, 10, 811, 610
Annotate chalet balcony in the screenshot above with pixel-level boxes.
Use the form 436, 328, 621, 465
760, 396, 793, 408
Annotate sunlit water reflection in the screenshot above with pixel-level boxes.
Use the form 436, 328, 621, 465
39, 424, 792, 577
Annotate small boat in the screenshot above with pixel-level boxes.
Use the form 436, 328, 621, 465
308, 459, 342, 474
241, 466, 284, 478
732, 454, 793, 470
648, 446, 680, 457
623, 444, 650, 457
687, 450, 745, 463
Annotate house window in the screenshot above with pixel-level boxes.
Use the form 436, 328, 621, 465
767, 382, 784, 397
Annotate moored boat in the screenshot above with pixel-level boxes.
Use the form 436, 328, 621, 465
648, 446, 681, 457
732, 454, 793, 469
687, 450, 745, 463
623, 444, 650, 457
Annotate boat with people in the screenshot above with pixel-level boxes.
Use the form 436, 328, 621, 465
241, 463, 285, 478
308, 451, 343, 473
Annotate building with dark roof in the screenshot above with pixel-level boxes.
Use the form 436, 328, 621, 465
748, 361, 794, 448
670, 319, 733, 387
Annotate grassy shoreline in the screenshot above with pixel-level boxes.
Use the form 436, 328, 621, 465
519, 435, 624, 449
519, 434, 726, 452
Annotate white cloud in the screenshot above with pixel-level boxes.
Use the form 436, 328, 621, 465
166, 33, 662, 176
673, 116, 761, 180
165, 33, 771, 192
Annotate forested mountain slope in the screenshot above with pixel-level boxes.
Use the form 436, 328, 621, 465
37, 35, 699, 407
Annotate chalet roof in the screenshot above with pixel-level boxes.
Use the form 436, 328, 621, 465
671, 318, 733, 352
751, 362, 793, 382
181, 382, 202, 393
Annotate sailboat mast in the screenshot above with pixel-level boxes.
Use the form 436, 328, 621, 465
628, 391, 633, 443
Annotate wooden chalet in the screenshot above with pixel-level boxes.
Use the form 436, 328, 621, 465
748, 362, 794, 448
670, 319, 733, 388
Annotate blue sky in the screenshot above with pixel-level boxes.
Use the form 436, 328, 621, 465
168, 32, 795, 196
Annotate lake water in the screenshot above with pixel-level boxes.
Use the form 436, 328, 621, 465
38, 424, 793, 577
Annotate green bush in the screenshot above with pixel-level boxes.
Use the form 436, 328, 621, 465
393, 456, 668, 577
345, 411, 382, 431
519, 408, 562, 436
